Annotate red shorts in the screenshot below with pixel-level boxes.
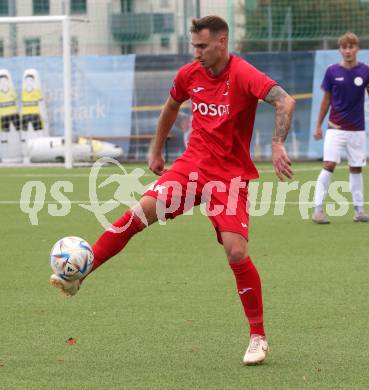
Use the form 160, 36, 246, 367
144, 165, 249, 244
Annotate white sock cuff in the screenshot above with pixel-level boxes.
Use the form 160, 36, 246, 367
320, 168, 333, 180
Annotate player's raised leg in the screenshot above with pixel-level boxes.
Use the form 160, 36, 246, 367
91, 196, 158, 270
222, 232, 268, 365
50, 195, 159, 296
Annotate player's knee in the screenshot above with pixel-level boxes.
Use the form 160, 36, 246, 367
227, 245, 248, 263
136, 195, 158, 226
323, 161, 336, 172
349, 166, 362, 174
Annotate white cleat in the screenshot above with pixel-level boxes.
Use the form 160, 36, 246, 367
50, 274, 80, 297
312, 210, 330, 224
243, 335, 268, 365
353, 211, 369, 223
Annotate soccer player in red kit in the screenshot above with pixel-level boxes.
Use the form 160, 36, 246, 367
51, 15, 295, 365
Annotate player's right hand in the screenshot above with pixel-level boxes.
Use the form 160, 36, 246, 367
148, 153, 166, 176
313, 127, 323, 140
272, 141, 293, 181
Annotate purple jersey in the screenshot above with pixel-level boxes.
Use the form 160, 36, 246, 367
321, 62, 369, 131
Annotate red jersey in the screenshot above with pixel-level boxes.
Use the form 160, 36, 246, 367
170, 54, 277, 181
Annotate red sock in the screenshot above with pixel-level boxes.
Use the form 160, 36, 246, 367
230, 256, 265, 336
91, 210, 145, 272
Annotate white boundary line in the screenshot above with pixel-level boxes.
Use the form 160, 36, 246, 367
0, 165, 351, 177
1, 201, 368, 205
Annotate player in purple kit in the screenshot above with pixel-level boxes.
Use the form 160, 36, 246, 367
313, 32, 369, 224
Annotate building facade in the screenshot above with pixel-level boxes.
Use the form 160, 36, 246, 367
0, 0, 246, 57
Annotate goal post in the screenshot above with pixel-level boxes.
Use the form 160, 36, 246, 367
0, 15, 84, 169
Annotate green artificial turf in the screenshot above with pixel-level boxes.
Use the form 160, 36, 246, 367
0, 162, 368, 389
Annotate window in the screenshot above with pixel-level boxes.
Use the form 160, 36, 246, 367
33, 0, 50, 15
121, 44, 133, 54
121, 0, 133, 13
160, 36, 170, 49
70, 0, 87, 14
25, 38, 41, 56
153, 14, 174, 34
160, 0, 170, 7
71, 36, 78, 55
0, 40, 4, 57
0, 0, 9, 16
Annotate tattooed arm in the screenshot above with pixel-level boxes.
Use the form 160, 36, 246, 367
265, 85, 296, 143
264, 85, 296, 180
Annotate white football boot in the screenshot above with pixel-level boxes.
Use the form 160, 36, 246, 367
243, 335, 268, 365
353, 211, 369, 222
312, 210, 330, 224
50, 274, 80, 297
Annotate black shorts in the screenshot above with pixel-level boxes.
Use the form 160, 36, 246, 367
22, 114, 42, 131
1, 114, 20, 131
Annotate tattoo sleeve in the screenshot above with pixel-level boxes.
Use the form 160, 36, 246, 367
264, 85, 295, 143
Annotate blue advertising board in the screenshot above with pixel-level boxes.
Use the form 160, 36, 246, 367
0, 55, 135, 142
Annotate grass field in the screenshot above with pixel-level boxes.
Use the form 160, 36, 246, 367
1, 161, 368, 390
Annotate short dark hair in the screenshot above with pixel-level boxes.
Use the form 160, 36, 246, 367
190, 15, 229, 35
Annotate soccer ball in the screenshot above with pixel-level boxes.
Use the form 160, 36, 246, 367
50, 236, 94, 281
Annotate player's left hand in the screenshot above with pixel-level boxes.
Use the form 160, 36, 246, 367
272, 142, 293, 181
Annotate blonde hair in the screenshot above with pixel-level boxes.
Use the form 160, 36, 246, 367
338, 32, 359, 47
